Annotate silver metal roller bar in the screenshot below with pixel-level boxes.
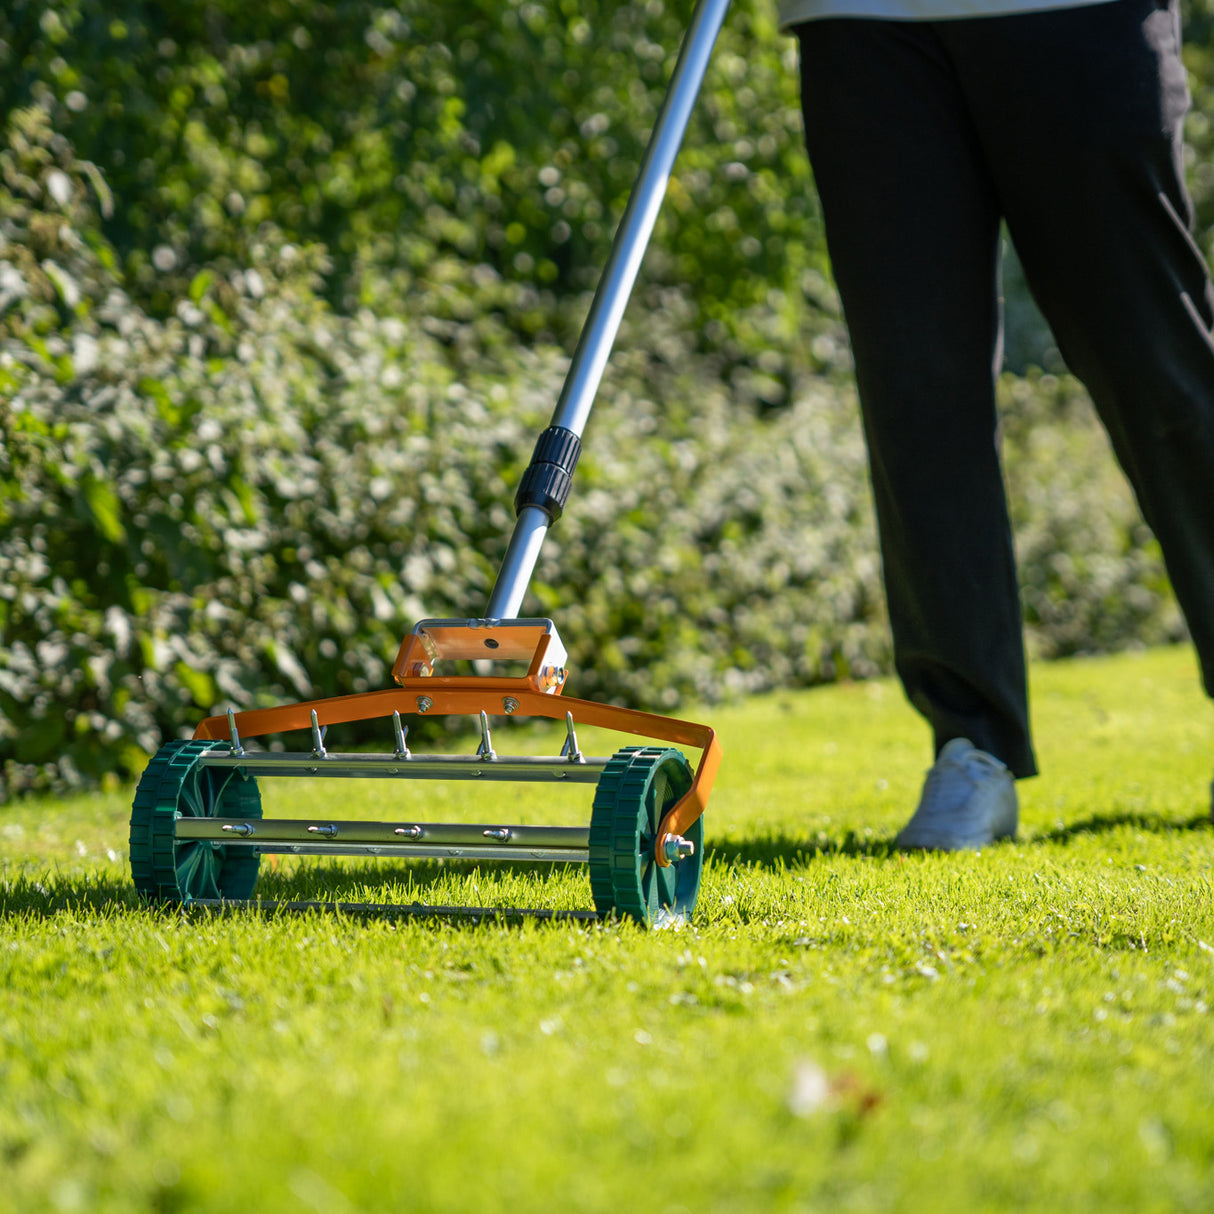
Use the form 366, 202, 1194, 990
196, 750, 607, 783
178, 817, 592, 847
178, 816, 590, 853
225, 843, 589, 863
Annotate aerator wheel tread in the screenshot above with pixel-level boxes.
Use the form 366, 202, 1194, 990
130, 739, 262, 903
588, 745, 702, 926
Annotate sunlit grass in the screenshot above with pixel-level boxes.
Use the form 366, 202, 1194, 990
2, 646, 1212, 1213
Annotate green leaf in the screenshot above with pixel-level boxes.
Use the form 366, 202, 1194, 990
174, 661, 216, 710
81, 474, 126, 543
189, 270, 215, 303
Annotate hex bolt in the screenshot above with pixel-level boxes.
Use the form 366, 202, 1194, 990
307, 824, 339, 838
502, 697, 520, 715
662, 834, 696, 863
221, 823, 256, 838
416, 696, 433, 714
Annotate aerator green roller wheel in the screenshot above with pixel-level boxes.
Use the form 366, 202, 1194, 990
589, 746, 703, 926
130, 739, 262, 902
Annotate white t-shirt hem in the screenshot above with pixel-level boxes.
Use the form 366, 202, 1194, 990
778, 0, 1120, 30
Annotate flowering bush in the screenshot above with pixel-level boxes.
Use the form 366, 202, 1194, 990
0, 0, 1191, 794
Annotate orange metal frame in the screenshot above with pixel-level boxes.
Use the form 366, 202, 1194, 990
193, 621, 721, 868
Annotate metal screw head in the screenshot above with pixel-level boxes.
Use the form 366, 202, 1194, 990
502, 696, 520, 714
416, 695, 433, 713
662, 834, 696, 863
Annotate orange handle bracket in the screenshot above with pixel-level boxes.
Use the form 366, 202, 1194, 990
391, 618, 568, 694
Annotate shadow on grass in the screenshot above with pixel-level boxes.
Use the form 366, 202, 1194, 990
1028, 810, 1213, 846
704, 830, 897, 871
0, 870, 144, 918
0, 858, 596, 925
704, 809, 1213, 871
245, 857, 597, 923
252, 855, 584, 898
7, 813, 1206, 922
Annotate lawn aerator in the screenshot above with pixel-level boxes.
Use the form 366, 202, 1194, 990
128, 0, 731, 925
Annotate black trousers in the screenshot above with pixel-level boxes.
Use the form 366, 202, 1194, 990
796, 0, 1214, 778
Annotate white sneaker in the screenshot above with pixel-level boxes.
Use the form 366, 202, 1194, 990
895, 738, 1018, 851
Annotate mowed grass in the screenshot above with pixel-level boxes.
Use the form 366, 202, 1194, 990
2, 646, 1213, 1213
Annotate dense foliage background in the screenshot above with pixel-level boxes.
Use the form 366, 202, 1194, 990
0, 0, 1204, 795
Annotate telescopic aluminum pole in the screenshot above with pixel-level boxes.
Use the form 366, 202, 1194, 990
485, 0, 732, 621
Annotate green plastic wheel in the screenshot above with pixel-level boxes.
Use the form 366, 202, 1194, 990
130, 739, 262, 902
588, 746, 703, 926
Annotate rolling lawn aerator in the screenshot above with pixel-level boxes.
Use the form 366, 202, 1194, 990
128, 0, 732, 926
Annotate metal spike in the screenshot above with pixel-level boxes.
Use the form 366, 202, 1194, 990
560, 712, 584, 763
477, 710, 496, 761
226, 708, 245, 758
221, 822, 255, 837
310, 709, 327, 759
307, 823, 338, 838
392, 710, 411, 760
393, 825, 423, 839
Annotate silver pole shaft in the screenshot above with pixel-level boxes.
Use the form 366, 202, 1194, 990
485, 505, 550, 619
485, 0, 731, 620
549, 0, 731, 436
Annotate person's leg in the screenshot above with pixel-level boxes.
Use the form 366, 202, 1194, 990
945, 0, 1214, 698
797, 19, 1037, 778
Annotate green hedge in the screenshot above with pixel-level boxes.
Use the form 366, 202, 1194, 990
0, 0, 1198, 796
0, 0, 832, 390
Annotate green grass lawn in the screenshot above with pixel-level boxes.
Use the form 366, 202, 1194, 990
2, 645, 1213, 1213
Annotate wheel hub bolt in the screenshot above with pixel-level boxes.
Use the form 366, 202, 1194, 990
662, 834, 695, 863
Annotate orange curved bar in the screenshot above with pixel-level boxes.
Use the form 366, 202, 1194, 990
193, 682, 720, 848
655, 731, 723, 868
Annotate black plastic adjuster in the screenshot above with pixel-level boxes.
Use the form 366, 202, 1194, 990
514, 426, 582, 522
